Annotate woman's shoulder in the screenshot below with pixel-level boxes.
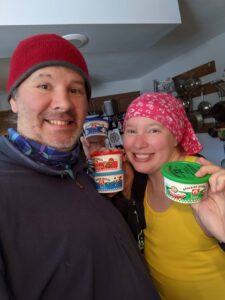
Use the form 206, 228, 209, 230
185, 154, 205, 162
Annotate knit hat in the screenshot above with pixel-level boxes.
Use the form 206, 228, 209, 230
6, 33, 91, 100
123, 92, 203, 154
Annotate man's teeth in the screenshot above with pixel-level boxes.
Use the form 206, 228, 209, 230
48, 120, 71, 125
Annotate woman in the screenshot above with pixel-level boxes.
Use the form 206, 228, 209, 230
121, 92, 225, 300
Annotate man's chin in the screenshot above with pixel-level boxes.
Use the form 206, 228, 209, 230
44, 139, 78, 152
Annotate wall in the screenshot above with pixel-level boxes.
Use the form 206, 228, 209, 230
197, 133, 224, 166
140, 31, 225, 166
0, 91, 10, 111
91, 78, 141, 98
140, 31, 225, 94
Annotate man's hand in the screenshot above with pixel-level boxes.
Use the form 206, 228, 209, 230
80, 135, 106, 159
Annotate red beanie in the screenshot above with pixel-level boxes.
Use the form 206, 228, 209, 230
6, 33, 91, 100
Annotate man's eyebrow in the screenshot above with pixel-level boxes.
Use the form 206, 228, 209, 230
71, 80, 85, 85
31, 73, 52, 81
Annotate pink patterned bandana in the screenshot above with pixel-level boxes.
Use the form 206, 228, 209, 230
123, 92, 203, 154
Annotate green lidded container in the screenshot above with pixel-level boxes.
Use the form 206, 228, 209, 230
160, 161, 210, 204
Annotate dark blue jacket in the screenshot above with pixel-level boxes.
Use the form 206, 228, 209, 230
0, 136, 159, 300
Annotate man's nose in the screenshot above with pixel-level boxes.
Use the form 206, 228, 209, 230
51, 89, 72, 111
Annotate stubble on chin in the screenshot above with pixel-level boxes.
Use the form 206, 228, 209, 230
47, 131, 82, 151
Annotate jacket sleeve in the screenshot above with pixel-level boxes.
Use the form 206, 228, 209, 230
111, 192, 131, 221
0, 247, 11, 299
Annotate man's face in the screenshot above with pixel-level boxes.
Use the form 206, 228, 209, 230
10, 66, 88, 151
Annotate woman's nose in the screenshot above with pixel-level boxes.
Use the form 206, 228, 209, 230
134, 134, 148, 148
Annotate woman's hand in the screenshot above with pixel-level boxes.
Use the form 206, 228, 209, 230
191, 157, 225, 242
121, 160, 134, 200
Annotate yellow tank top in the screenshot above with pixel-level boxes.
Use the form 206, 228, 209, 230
144, 156, 225, 300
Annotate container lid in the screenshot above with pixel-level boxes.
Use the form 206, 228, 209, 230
91, 149, 123, 157
160, 161, 210, 184
93, 170, 124, 176
85, 116, 108, 123
85, 114, 99, 119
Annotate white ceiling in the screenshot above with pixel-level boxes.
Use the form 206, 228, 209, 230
1, 0, 225, 92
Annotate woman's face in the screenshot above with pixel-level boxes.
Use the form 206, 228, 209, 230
123, 117, 179, 175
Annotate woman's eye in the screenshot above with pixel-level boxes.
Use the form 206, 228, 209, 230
125, 129, 136, 134
37, 84, 49, 90
148, 128, 160, 133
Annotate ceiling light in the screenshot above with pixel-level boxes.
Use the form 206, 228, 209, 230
62, 33, 88, 48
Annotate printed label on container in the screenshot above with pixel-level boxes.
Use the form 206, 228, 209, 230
164, 177, 208, 203
92, 154, 122, 173
94, 172, 124, 193
83, 119, 108, 138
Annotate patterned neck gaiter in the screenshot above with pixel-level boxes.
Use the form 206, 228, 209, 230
7, 128, 80, 171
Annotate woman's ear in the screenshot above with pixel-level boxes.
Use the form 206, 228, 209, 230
173, 136, 178, 148
9, 97, 18, 113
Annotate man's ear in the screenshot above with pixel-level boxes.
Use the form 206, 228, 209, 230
9, 97, 18, 113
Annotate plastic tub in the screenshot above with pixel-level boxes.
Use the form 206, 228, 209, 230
160, 161, 210, 204
90, 149, 123, 173
83, 115, 109, 138
93, 170, 124, 193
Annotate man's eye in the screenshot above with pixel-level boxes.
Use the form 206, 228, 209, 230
71, 88, 82, 94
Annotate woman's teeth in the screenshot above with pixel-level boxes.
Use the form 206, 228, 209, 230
134, 153, 153, 161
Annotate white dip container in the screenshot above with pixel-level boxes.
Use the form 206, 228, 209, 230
83, 115, 109, 138
93, 170, 124, 193
160, 161, 210, 204
90, 149, 123, 173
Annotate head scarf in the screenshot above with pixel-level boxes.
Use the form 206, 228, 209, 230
123, 92, 203, 154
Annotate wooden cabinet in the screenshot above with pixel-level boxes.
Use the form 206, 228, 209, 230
89, 91, 140, 115
0, 110, 17, 135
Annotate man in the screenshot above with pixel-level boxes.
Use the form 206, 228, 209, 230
0, 34, 159, 299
